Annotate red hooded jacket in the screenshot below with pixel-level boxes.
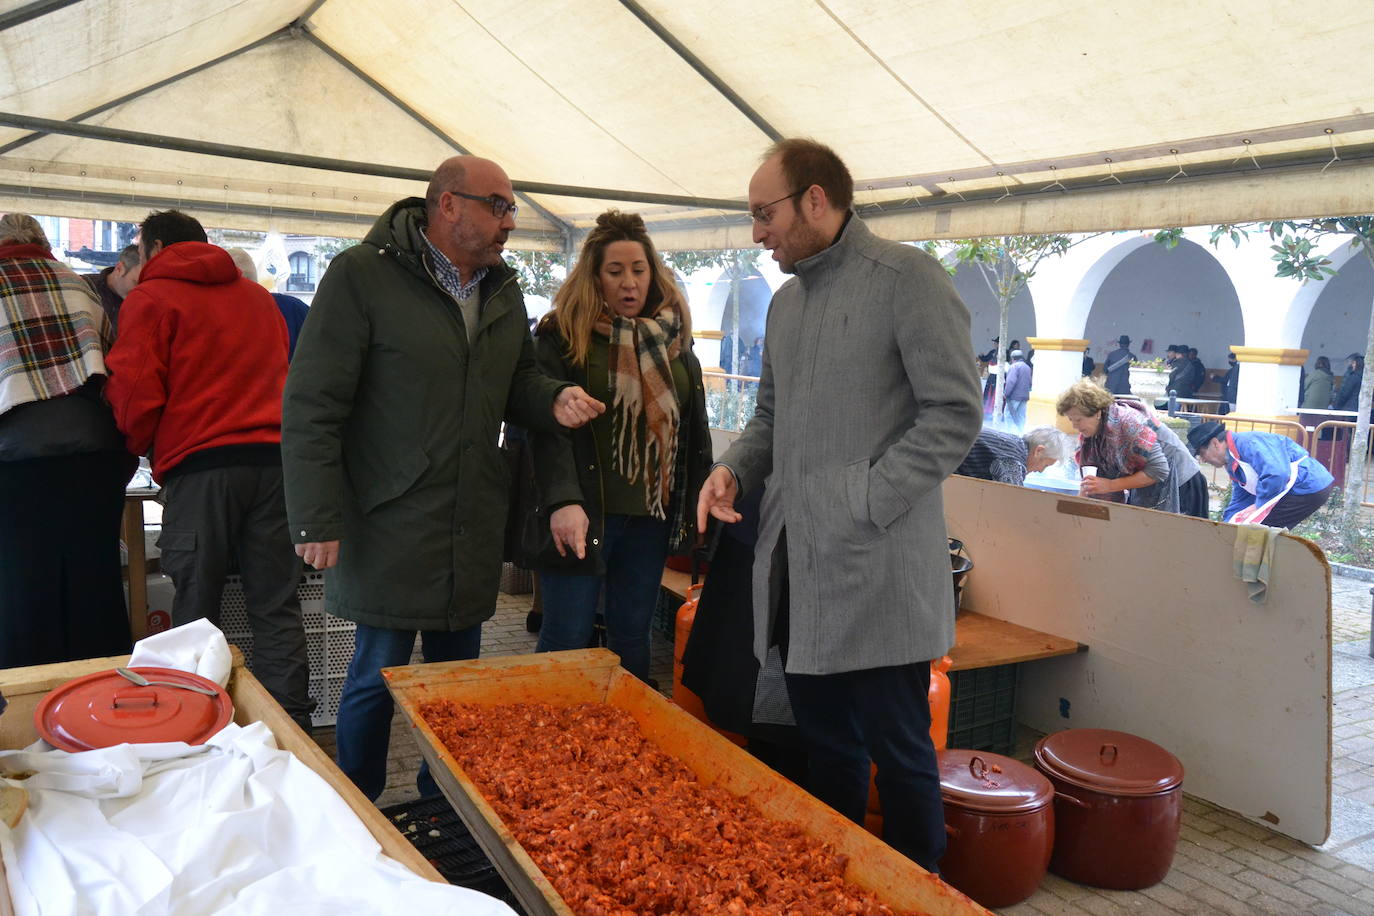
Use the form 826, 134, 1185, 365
105, 242, 288, 482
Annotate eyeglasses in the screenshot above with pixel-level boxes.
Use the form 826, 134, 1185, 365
448, 190, 519, 220
750, 189, 805, 225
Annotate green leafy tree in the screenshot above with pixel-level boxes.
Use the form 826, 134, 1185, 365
504, 249, 567, 301
928, 235, 1083, 421
661, 249, 762, 430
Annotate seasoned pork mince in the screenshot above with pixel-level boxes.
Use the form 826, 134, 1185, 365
420, 700, 929, 916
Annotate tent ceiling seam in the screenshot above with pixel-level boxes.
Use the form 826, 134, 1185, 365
861, 112, 1374, 192
0, 181, 564, 247
292, 0, 331, 28
300, 31, 573, 237
0, 26, 295, 158
814, 0, 997, 170
447, 0, 696, 198
0, 112, 750, 210
0, 0, 80, 33
615, 0, 782, 142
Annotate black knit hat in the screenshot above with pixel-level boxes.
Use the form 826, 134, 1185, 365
1187, 421, 1225, 454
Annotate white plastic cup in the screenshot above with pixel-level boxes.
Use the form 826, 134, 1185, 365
1080, 465, 1098, 479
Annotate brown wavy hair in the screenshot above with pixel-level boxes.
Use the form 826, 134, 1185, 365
541, 210, 688, 366
1056, 378, 1115, 417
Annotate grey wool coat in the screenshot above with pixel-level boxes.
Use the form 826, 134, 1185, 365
718, 216, 982, 676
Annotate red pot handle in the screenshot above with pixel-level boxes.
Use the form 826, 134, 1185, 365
1100, 743, 1118, 764
945, 823, 961, 838
1055, 790, 1090, 809
968, 755, 988, 780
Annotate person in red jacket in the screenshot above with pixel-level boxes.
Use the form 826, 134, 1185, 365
105, 210, 313, 731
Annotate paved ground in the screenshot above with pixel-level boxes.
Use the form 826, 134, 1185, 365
311, 572, 1374, 915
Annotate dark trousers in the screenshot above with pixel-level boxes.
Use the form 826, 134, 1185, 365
0, 451, 135, 668
785, 662, 947, 872
335, 623, 482, 800
1266, 481, 1335, 530
157, 464, 312, 729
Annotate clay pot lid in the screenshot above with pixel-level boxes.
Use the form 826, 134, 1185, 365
939, 749, 1053, 814
1033, 728, 1184, 797
35, 667, 233, 753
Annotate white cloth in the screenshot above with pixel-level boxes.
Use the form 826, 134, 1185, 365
1232, 523, 1279, 604
126, 619, 233, 687
0, 722, 514, 915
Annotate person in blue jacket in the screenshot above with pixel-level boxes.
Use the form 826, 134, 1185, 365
1187, 421, 1334, 528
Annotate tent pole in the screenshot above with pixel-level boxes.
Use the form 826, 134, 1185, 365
0, 112, 750, 211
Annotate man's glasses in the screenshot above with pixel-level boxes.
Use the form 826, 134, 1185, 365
750, 189, 805, 225
449, 190, 519, 220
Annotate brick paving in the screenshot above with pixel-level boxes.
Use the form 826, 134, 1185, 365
311, 571, 1374, 915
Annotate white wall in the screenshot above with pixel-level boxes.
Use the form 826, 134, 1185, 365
1302, 254, 1374, 363
951, 264, 1037, 355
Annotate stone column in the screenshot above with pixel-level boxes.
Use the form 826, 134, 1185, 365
1026, 337, 1090, 428
1231, 346, 1307, 417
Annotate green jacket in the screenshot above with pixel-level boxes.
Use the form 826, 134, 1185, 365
282, 197, 566, 630
525, 324, 712, 575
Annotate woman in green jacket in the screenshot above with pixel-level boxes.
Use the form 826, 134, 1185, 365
528, 211, 711, 681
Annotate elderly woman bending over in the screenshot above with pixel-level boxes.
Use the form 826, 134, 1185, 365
1056, 380, 1208, 518
956, 426, 1070, 486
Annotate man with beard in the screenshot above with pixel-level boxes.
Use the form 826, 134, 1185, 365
697, 138, 981, 871
282, 155, 604, 799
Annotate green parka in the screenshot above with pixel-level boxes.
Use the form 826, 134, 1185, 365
282, 197, 566, 630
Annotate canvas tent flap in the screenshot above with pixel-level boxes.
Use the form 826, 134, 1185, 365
2, 0, 1374, 246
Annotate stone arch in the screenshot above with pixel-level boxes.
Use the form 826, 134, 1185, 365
1079, 235, 1244, 368
1289, 239, 1368, 356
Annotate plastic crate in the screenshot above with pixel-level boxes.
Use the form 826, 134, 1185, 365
219, 570, 354, 728
947, 663, 1018, 756
379, 795, 525, 913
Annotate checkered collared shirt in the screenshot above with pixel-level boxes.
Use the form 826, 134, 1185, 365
421, 231, 485, 300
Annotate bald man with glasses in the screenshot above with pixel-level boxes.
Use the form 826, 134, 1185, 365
282, 155, 603, 800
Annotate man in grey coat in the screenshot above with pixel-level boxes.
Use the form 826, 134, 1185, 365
698, 139, 982, 871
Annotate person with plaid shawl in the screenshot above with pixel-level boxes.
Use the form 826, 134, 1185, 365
527, 210, 713, 683
0, 213, 137, 668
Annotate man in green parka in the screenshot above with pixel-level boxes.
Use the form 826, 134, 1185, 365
282, 156, 603, 800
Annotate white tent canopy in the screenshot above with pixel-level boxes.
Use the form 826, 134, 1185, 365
2, 0, 1373, 249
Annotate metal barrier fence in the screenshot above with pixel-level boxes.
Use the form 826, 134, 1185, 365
1309, 421, 1374, 508
702, 369, 760, 432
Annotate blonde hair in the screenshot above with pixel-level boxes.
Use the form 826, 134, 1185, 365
0, 213, 49, 248
543, 210, 688, 366
1056, 378, 1115, 417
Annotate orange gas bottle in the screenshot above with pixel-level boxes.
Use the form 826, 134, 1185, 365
673, 583, 747, 747
864, 654, 953, 836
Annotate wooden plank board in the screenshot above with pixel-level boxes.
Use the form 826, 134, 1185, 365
0, 651, 445, 910
943, 474, 1331, 844
385, 649, 990, 916
948, 612, 1085, 671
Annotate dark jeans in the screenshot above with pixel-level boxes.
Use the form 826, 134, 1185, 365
335, 623, 481, 800
0, 450, 135, 668
157, 464, 312, 729
785, 661, 947, 872
537, 514, 669, 681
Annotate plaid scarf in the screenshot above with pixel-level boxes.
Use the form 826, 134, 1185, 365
595, 304, 683, 519
1077, 400, 1158, 503
0, 243, 111, 418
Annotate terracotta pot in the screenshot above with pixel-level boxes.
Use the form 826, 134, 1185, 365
1034, 728, 1184, 890
937, 749, 1054, 908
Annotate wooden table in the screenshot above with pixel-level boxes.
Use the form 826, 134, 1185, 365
661, 567, 1085, 672
122, 488, 160, 641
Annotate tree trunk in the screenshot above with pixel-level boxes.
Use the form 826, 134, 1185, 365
1340, 242, 1374, 536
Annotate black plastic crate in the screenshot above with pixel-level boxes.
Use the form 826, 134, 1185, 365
379, 795, 527, 914
947, 663, 1018, 756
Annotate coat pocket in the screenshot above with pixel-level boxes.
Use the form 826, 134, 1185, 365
843, 458, 886, 545
348, 444, 431, 515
